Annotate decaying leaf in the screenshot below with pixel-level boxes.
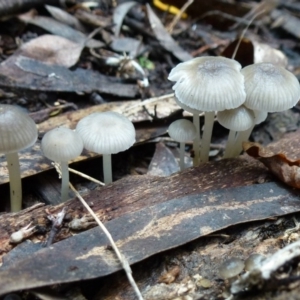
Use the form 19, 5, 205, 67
18, 11, 104, 48
113, 1, 138, 36
243, 130, 300, 188
146, 4, 192, 62
45, 5, 86, 33
16, 34, 84, 68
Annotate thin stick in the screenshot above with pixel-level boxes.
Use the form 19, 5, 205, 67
121, 93, 174, 117
167, 0, 194, 34
69, 182, 144, 300
231, 10, 265, 60
68, 167, 105, 186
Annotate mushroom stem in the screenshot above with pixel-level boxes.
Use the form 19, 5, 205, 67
6, 152, 22, 212
200, 111, 215, 163
232, 125, 254, 157
192, 113, 200, 167
103, 154, 112, 184
223, 130, 237, 158
179, 142, 185, 171
60, 161, 69, 202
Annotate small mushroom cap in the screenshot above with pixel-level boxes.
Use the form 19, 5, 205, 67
217, 106, 255, 131
218, 257, 245, 279
0, 105, 37, 153
242, 63, 300, 112
168, 119, 197, 143
41, 127, 83, 162
245, 253, 265, 272
76, 111, 136, 154
168, 56, 246, 111
253, 110, 268, 125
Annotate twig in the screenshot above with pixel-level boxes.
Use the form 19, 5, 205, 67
167, 0, 194, 34
52, 162, 105, 186
68, 167, 105, 186
69, 182, 144, 300
121, 93, 174, 117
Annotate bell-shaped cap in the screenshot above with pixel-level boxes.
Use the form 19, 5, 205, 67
76, 111, 136, 154
0, 105, 37, 153
168, 56, 246, 111
217, 105, 254, 131
168, 119, 197, 143
219, 257, 245, 279
41, 127, 83, 162
242, 63, 300, 112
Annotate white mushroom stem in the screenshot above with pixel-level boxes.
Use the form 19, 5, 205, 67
223, 130, 238, 158
179, 142, 185, 171
200, 111, 215, 163
6, 152, 22, 212
60, 161, 69, 202
103, 154, 112, 184
192, 113, 200, 167
232, 125, 254, 157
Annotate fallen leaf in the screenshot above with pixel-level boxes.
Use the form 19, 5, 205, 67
243, 130, 300, 188
18, 11, 104, 48
113, 1, 138, 36
146, 4, 192, 62
17, 34, 84, 68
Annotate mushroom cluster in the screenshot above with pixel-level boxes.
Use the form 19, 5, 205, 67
168, 58, 300, 162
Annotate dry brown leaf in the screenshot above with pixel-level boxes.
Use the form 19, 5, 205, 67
243, 136, 300, 188
18, 34, 84, 67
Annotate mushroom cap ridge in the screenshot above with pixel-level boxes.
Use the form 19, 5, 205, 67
0, 104, 37, 153
76, 111, 136, 154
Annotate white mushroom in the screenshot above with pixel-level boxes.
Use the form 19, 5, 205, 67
0, 105, 37, 211
217, 105, 255, 158
76, 111, 136, 184
168, 119, 197, 171
41, 127, 83, 202
174, 96, 202, 166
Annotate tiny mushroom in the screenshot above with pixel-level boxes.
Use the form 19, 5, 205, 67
218, 257, 245, 281
168, 119, 197, 171
41, 127, 83, 202
245, 253, 265, 272
217, 105, 255, 158
169, 56, 246, 163
174, 96, 202, 167
232, 109, 268, 157
0, 104, 38, 212
76, 111, 136, 184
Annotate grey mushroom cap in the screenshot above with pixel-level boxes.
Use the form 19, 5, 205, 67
219, 257, 245, 279
76, 111, 136, 154
245, 254, 265, 272
168, 119, 197, 143
242, 63, 300, 112
41, 127, 83, 162
168, 56, 246, 111
217, 106, 255, 131
0, 104, 37, 153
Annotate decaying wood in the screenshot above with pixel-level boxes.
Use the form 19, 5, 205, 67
0, 156, 269, 262
1, 177, 300, 295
